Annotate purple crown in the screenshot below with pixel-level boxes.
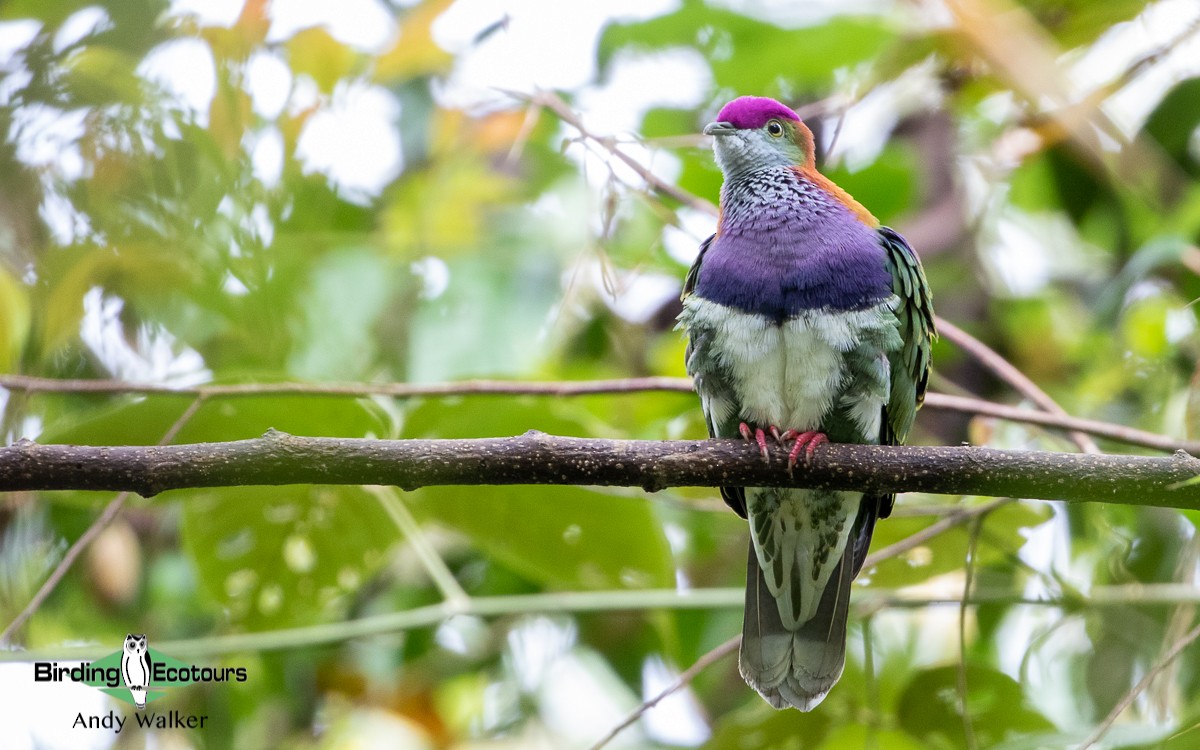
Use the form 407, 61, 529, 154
714, 97, 801, 130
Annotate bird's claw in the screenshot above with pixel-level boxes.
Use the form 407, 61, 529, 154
782, 431, 828, 472
739, 422, 771, 463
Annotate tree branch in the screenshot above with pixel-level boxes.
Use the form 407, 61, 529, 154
587, 635, 741, 750
514, 89, 719, 215
936, 319, 1100, 453
0, 396, 207, 644
1, 374, 1195, 453
11, 581, 1200, 663
3, 431, 1199, 507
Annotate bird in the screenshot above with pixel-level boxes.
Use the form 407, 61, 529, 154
678, 96, 934, 710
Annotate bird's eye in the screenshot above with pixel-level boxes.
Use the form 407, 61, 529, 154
766, 120, 784, 137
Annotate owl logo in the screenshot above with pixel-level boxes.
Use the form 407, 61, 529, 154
121, 633, 152, 710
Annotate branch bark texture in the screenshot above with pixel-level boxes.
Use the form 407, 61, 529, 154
2, 430, 1198, 508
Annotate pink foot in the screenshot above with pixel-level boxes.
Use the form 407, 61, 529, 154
738, 422, 771, 462
776, 430, 829, 471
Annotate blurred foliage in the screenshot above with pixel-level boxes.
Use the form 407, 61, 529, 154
1, 0, 1200, 748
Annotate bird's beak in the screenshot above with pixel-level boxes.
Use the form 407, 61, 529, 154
703, 121, 735, 136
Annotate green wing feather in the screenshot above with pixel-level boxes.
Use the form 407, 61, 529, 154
681, 234, 748, 518
879, 226, 935, 448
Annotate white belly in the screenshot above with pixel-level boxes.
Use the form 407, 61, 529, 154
684, 297, 895, 432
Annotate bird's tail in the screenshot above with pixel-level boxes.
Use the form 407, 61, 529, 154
738, 541, 853, 711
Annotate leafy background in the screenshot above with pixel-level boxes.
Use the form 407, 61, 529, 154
2, 0, 1200, 747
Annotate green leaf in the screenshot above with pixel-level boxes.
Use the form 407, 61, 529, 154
286, 26, 360, 94
1142, 77, 1200, 179
61, 44, 147, 105
824, 142, 918, 224
287, 248, 395, 380
0, 0, 92, 25
897, 664, 1055, 748
704, 699, 831, 749
38, 392, 392, 446
403, 396, 674, 590
599, 6, 896, 93
1014, 0, 1148, 47
864, 501, 1049, 589
181, 484, 396, 629
404, 256, 561, 382
0, 265, 30, 372
411, 484, 673, 590
819, 724, 926, 750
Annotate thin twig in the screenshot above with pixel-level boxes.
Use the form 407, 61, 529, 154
863, 616, 880, 749
590, 496, 1015, 750
368, 486, 470, 608
0, 374, 695, 398
2, 374, 1195, 453
510, 89, 718, 216
958, 516, 983, 750
936, 319, 1100, 453
0, 396, 207, 645
1078, 620, 1200, 750
924, 393, 1197, 454
1106, 13, 1200, 94
861, 497, 1014, 573
12, 581, 1200, 662
586, 635, 740, 750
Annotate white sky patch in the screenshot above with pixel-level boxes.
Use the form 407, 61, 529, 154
986, 215, 1052, 296
246, 50, 293, 119
11, 104, 86, 171
577, 49, 712, 134
434, 615, 492, 658
249, 126, 285, 187
80, 288, 210, 385
249, 202, 274, 246
590, 263, 680, 324
0, 20, 41, 62
539, 649, 643, 747
1068, 0, 1200, 132
505, 616, 578, 693
137, 38, 216, 125
830, 60, 943, 171
984, 208, 1109, 297
411, 256, 450, 300
53, 6, 112, 53
640, 656, 710, 746
993, 607, 1091, 727
267, 0, 395, 51
221, 270, 250, 296
288, 74, 321, 116
1016, 505, 1072, 611
563, 50, 708, 194
40, 188, 92, 245
168, 0, 243, 26
433, 0, 680, 110
709, 0, 889, 26
0, 662, 117, 750
1166, 306, 1196, 343
0, 67, 31, 107
662, 207, 718, 266
295, 82, 402, 199
580, 141, 683, 200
